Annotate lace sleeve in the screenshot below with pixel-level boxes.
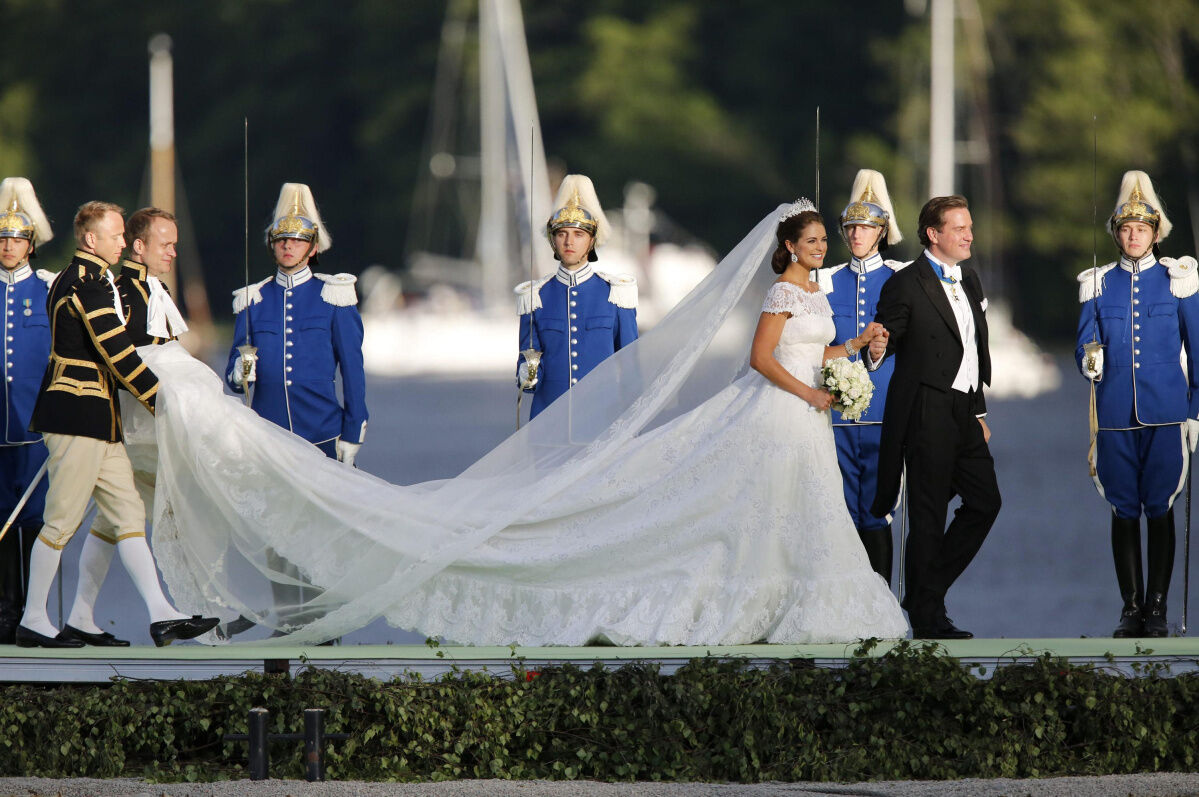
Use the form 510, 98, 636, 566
761, 282, 800, 315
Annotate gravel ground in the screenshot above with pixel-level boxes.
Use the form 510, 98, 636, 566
3, 774, 1199, 796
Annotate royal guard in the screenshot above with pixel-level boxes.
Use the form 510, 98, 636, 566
0, 178, 53, 644
1077, 170, 1199, 637
817, 169, 906, 584
225, 183, 366, 637
226, 183, 367, 463
516, 174, 638, 419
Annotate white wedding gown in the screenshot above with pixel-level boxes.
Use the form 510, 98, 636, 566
132, 277, 906, 647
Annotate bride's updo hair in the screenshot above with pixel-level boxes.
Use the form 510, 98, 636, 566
771, 210, 824, 274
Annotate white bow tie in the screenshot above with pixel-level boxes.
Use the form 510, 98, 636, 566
146, 276, 189, 338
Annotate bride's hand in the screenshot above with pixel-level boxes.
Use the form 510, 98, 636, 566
804, 386, 833, 411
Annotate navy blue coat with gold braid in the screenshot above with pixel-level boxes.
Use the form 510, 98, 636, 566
115, 259, 174, 348
29, 251, 159, 442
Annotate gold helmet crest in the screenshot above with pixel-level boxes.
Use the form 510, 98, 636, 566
0, 177, 52, 247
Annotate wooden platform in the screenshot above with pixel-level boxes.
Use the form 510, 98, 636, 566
2, 637, 1198, 683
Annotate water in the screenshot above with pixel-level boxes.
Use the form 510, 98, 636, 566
56, 353, 1195, 646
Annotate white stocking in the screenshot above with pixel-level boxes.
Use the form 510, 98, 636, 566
19, 537, 63, 637
116, 537, 186, 624
66, 534, 116, 634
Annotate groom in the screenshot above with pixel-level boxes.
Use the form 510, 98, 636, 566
867, 195, 1001, 639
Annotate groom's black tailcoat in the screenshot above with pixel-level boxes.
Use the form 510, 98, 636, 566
869, 253, 1001, 623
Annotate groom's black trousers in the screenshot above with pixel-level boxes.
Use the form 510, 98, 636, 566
901, 385, 1001, 623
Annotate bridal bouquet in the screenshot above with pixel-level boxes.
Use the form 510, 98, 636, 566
821, 357, 874, 420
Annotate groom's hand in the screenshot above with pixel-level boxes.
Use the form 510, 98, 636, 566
978, 417, 991, 444
867, 329, 889, 362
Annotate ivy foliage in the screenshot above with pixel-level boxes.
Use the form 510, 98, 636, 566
1, 642, 1197, 783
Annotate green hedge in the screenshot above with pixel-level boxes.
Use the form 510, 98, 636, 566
1, 641, 1197, 782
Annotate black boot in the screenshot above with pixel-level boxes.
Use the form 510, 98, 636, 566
1111, 513, 1145, 638
1143, 510, 1176, 637
858, 526, 893, 586
0, 525, 30, 644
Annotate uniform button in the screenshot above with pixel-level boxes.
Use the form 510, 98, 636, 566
571, 291, 578, 296
5, 337, 10, 342
1133, 287, 1140, 293
859, 287, 866, 294
6, 323, 11, 329
286, 315, 293, 321
1134, 323, 1141, 329
570, 326, 578, 332
571, 378, 578, 385
571, 338, 577, 344
286, 303, 293, 309
286, 366, 293, 372
859, 299, 865, 305
571, 351, 578, 357
569, 301, 577, 307
5, 298, 11, 304
1133, 299, 1140, 305
4, 349, 10, 355
570, 313, 577, 320
1134, 336, 1141, 342
285, 379, 293, 385
6, 311, 11, 316
1134, 363, 1140, 369
286, 340, 294, 347
1134, 349, 1140, 355
285, 290, 292, 296
285, 353, 293, 359
286, 328, 293, 334
571, 364, 578, 371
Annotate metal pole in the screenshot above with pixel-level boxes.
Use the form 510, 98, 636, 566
247, 707, 269, 781
303, 708, 325, 782
1184, 451, 1192, 635
929, 0, 955, 197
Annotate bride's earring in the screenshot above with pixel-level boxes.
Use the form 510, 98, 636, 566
790, 253, 798, 262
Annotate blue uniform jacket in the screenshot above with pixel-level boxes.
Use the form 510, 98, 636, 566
1076, 254, 1199, 430
516, 263, 638, 419
2, 265, 51, 445
226, 267, 368, 445
819, 254, 907, 424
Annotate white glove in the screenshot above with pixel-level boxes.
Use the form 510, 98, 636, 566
1081, 346, 1103, 381
518, 359, 539, 391
336, 439, 362, 467
1187, 419, 1199, 454
232, 352, 258, 387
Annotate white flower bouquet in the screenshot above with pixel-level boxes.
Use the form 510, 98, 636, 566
821, 357, 874, 420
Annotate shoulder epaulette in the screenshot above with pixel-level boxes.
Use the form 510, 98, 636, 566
35, 268, 56, 288
1162, 256, 1199, 299
1077, 263, 1118, 303
885, 259, 912, 271
315, 272, 359, 307
595, 271, 638, 309
231, 277, 271, 314
513, 275, 552, 315
816, 263, 845, 295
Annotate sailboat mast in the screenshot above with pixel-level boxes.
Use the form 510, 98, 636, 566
148, 34, 177, 293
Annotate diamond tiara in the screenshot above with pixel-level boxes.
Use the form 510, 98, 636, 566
779, 197, 817, 222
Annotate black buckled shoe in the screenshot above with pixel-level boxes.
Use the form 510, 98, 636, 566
1113, 598, 1145, 638
150, 616, 220, 647
14, 625, 85, 648
61, 625, 131, 647
1143, 593, 1169, 637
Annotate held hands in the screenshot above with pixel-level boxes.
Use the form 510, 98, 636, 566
232, 352, 258, 387
336, 439, 362, 467
867, 328, 889, 363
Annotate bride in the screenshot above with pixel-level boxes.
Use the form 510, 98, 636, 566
139, 200, 907, 646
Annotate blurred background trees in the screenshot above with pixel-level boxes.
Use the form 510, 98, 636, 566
0, 0, 1195, 343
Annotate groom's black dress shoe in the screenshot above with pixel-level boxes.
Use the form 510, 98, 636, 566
150, 616, 219, 647
14, 625, 86, 648
60, 625, 131, 647
911, 617, 974, 640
